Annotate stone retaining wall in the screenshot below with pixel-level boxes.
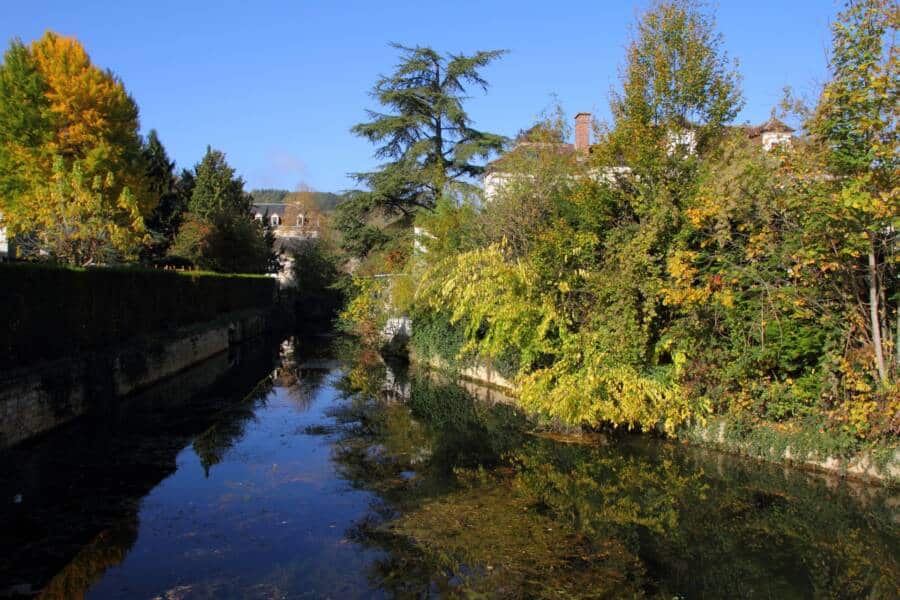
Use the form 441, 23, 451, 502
0, 310, 274, 450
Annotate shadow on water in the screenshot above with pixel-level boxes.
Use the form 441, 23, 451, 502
0, 336, 283, 597
0, 336, 897, 598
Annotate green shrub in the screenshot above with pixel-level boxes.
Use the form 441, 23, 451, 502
0, 262, 276, 370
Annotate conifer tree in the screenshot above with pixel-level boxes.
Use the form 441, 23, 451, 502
189, 146, 249, 218
142, 130, 185, 254
349, 44, 507, 217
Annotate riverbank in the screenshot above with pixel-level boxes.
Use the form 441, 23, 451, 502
409, 352, 899, 485
0, 307, 284, 450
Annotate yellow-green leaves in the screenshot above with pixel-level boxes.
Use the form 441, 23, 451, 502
12, 157, 148, 265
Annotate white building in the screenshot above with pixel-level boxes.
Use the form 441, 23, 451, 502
482, 114, 796, 202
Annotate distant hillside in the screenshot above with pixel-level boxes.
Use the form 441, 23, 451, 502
250, 189, 347, 212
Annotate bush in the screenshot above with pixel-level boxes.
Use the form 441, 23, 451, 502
0, 262, 276, 370
168, 213, 276, 274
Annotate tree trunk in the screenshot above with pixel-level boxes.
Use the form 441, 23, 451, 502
868, 233, 886, 382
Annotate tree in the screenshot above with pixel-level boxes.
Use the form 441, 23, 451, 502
607, 0, 743, 178
0, 32, 152, 258
189, 146, 249, 218
142, 130, 185, 256
350, 43, 507, 217
169, 147, 274, 273
0, 40, 50, 211
28, 32, 150, 211
13, 156, 147, 265
809, 0, 898, 382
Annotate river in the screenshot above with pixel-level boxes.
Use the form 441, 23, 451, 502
0, 334, 897, 599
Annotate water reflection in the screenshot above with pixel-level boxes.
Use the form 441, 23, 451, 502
0, 338, 897, 599
329, 364, 900, 599
0, 338, 281, 597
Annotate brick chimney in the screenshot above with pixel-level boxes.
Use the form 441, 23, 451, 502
574, 112, 591, 154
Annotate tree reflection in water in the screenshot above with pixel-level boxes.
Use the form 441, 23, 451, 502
328, 362, 900, 599
2, 338, 896, 598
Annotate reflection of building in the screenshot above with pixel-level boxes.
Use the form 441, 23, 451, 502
0, 210, 9, 260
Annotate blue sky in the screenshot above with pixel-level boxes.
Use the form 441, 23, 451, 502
3, 1, 839, 193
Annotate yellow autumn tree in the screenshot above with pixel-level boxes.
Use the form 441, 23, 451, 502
0, 31, 152, 260
12, 157, 148, 265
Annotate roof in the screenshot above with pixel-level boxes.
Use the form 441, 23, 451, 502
251, 203, 286, 217
746, 117, 795, 137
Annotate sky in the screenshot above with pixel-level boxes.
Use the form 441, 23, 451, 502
3, 1, 841, 193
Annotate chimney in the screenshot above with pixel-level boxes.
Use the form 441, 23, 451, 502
574, 112, 591, 154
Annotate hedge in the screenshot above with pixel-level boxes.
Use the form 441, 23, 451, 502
1, 262, 277, 370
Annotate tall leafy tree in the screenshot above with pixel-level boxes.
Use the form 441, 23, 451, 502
0, 40, 50, 211
28, 32, 150, 211
809, 0, 898, 382
607, 0, 743, 180
0, 32, 152, 259
349, 44, 507, 218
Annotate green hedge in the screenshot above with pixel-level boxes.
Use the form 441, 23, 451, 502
1, 262, 276, 370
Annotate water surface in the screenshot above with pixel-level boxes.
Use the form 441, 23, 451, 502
1, 337, 897, 598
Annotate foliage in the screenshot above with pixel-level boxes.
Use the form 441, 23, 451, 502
402, 0, 899, 445
141, 130, 187, 258
290, 239, 346, 317
0, 261, 275, 370
0, 32, 152, 260
169, 212, 275, 274
188, 146, 250, 218
350, 43, 507, 214
7, 157, 148, 266
807, 0, 898, 384
337, 44, 506, 259
169, 147, 275, 273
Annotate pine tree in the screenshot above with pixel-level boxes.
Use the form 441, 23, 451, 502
350, 43, 507, 216
142, 130, 184, 254
169, 146, 274, 273
189, 146, 249, 218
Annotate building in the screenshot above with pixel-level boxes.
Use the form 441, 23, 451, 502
251, 194, 327, 251
746, 117, 795, 151
483, 113, 796, 201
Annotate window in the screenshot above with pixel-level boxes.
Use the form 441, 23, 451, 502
254, 213, 263, 221
297, 214, 306, 227
270, 214, 280, 226
761, 131, 791, 151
